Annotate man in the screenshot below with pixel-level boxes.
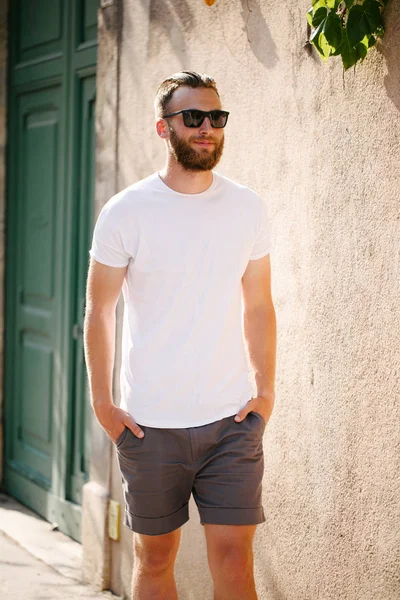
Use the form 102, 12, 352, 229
84, 71, 276, 600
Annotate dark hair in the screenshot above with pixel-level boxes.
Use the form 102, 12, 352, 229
154, 71, 220, 117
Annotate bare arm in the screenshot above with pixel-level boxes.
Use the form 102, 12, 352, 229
235, 253, 276, 424
84, 258, 144, 441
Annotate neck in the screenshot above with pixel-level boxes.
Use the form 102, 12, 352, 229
159, 158, 213, 195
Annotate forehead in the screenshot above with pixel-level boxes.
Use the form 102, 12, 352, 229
168, 86, 222, 112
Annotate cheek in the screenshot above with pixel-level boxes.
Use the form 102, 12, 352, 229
174, 122, 189, 135
174, 128, 192, 143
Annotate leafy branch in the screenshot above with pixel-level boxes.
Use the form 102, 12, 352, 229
306, 0, 389, 71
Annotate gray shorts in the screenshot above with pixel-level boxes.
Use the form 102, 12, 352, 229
115, 411, 266, 536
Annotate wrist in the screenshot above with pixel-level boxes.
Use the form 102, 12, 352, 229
90, 387, 113, 404
256, 388, 275, 401
91, 396, 114, 414
256, 393, 275, 419
255, 374, 275, 395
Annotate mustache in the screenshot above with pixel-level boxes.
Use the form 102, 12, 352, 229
189, 135, 219, 143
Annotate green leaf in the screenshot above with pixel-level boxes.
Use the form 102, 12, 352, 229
347, 5, 370, 47
355, 41, 368, 62
313, 11, 343, 58
306, 0, 387, 70
331, 45, 342, 56
314, 39, 330, 62
319, 33, 332, 57
347, 1, 382, 48
314, 42, 330, 62
310, 17, 329, 61
312, 1, 328, 16
310, 14, 327, 43
364, 0, 383, 29
323, 12, 343, 50
340, 29, 359, 70
359, 34, 370, 49
311, 7, 327, 29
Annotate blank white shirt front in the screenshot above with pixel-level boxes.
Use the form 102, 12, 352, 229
90, 170, 271, 428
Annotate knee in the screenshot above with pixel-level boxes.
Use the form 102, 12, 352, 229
134, 532, 179, 575
211, 540, 253, 574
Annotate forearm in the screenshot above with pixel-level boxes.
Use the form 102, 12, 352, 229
83, 305, 144, 440
83, 307, 116, 410
243, 305, 277, 396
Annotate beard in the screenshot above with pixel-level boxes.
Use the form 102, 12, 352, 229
168, 127, 224, 172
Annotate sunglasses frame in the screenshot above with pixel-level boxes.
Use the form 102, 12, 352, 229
162, 108, 230, 129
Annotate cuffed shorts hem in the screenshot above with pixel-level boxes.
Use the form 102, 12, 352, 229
124, 503, 189, 536
198, 506, 266, 526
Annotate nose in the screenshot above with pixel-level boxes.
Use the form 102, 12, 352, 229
198, 116, 213, 133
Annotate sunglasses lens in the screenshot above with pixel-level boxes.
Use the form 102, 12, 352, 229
182, 110, 204, 127
210, 111, 228, 128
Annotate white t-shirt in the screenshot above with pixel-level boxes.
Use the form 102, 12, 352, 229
89, 170, 271, 428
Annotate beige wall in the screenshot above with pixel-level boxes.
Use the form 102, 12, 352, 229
82, 2, 121, 591
101, 1, 400, 598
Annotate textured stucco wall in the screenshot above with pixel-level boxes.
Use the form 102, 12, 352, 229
108, 1, 400, 598
82, 2, 121, 591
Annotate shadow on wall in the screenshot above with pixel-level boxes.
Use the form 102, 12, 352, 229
238, 0, 279, 69
140, 0, 194, 65
139, 0, 278, 70
380, 2, 400, 112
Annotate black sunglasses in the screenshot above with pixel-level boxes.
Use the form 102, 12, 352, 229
162, 109, 230, 128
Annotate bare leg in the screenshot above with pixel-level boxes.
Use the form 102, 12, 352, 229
131, 528, 181, 600
204, 524, 258, 600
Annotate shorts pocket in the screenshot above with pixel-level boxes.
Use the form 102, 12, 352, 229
250, 411, 266, 427
115, 426, 129, 448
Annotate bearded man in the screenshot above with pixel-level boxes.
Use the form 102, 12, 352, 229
84, 71, 276, 600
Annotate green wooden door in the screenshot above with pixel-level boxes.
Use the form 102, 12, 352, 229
4, 0, 98, 542
68, 75, 96, 506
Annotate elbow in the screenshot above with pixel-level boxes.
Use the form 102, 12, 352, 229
243, 303, 275, 318
84, 303, 116, 326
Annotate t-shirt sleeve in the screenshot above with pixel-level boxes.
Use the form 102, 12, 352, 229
89, 201, 131, 268
249, 196, 271, 260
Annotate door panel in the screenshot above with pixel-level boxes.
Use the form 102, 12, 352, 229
18, 0, 63, 63
79, 0, 99, 45
10, 85, 62, 488
19, 338, 53, 481
21, 98, 58, 299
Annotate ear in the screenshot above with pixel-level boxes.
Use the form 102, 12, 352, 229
156, 118, 170, 139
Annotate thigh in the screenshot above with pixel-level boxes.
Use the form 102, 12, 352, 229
116, 425, 195, 536
204, 523, 257, 555
204, 524, 258, 595
192, 412, 266, 526
134, 528, 182, 565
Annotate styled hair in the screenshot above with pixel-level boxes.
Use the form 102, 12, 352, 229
154, 71, 220, 118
